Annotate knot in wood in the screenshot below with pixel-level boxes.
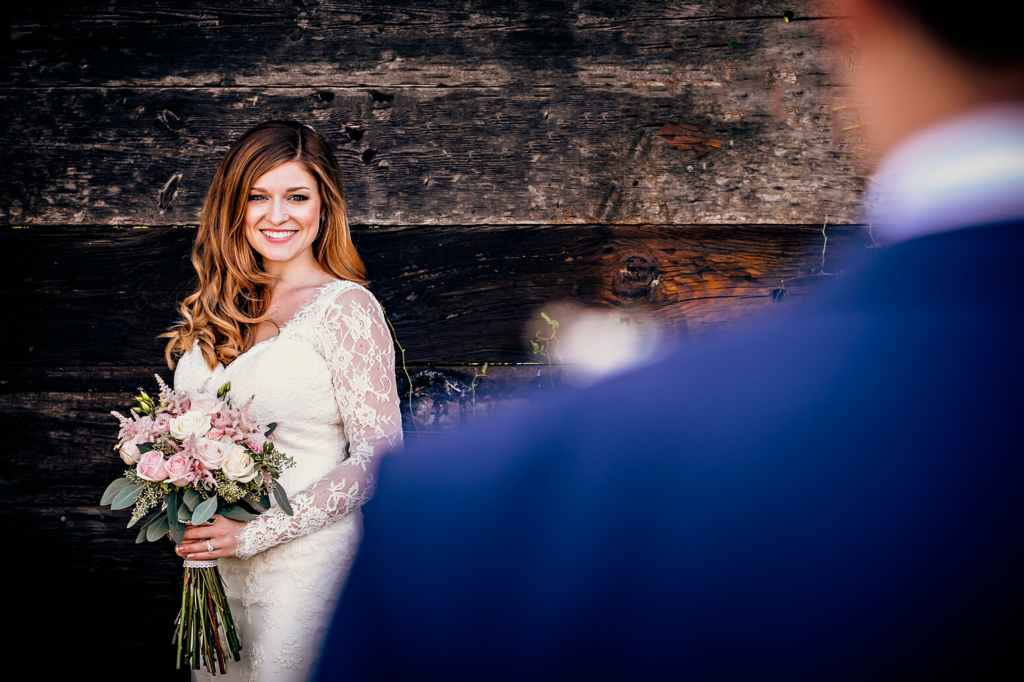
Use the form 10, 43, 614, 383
658, 122, 721, 159
613, 251, 662, 301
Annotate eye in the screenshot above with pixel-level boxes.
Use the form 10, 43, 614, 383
290, 194, 309, 201
248, 194, 265, 201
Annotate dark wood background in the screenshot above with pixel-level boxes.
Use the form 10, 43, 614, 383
0, 1, 874, 675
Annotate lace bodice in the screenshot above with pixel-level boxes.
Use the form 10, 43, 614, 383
173, 278, 404, 559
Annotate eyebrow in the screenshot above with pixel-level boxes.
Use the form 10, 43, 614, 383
250, 186, 311, 192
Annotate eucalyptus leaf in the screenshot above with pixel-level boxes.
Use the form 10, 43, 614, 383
100, 478, 131, 506
167, 493, 185, 545
137, 442, 155, 454
183, 489, 201, 512
273, 483, 294, 516
218, 505, 257, 522
191, 496, 218, 526
264, 422, 277, 438
110, 483, 145, 511
146, 513, 171, 542
135, 525, 149, 544
177, 505, 194, 524
257, 491, 271, 510
130, 507, 164, 530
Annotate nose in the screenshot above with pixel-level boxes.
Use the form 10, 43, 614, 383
268, 198, 289, 225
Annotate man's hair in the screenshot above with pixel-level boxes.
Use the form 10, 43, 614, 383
894, 1, 1023, 65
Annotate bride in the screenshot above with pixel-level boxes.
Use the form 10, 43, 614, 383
161, 120, 403, 681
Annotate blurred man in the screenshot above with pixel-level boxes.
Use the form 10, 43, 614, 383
317, 1, 1023, 678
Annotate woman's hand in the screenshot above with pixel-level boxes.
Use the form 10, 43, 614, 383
174, 514, 247, 560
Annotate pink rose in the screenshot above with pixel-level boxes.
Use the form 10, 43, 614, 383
119, 435, 143, 465
136, 451, 169, 482
163, 453, 191, 487
206, 428, 224, 442
153, 414, 170, 431
194, 437, 228, 470
189, 393, 224, 416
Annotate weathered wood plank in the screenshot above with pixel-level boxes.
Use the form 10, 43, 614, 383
3, 504, 191, 679
0, 367, 543, 505
0, 7, 867, 226
0, 84, 864, 226
1, 223, 873, 365
4, 1, 841, 88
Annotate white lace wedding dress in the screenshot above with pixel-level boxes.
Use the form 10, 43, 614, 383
173, 279, 403, 681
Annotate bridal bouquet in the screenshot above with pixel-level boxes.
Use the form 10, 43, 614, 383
99, 375, 295, 675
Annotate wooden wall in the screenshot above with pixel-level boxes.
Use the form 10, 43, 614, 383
0, 1, 872, 675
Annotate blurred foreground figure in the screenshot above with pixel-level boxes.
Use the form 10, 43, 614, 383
318, 1, 1023, 678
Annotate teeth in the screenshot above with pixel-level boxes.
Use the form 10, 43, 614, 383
263, 230, 296, 239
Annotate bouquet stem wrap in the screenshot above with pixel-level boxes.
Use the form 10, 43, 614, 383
174, 559, 242, 674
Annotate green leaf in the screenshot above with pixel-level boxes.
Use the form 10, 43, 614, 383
135, 525, 149, 544
183, 488, 202, 512
130, 506, 164, 530
166, 493, 185, 545
216, 381, 231, 399
730, 127, 740, 135
264, 422, 277, 438
146, 513, 171, 542
110, 483, 145, 511
273, 483, 294, 516
137, 442, 155, 454
218, 505, 257, 522
100, 478, 131, 506
730, 41, 740, 48
191, 496, 218, 526
257, 491, 271, 510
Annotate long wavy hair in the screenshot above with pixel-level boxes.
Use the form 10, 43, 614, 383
161, 120, 366, 370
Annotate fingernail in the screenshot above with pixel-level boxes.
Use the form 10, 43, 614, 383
187, 553, 194, 558
176, 546, 183, 552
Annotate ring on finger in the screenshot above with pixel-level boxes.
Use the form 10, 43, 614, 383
206, 539, 214, 552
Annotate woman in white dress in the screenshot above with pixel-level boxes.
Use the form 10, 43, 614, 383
161, 120, 403, 681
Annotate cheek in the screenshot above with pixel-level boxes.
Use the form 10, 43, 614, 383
243, 209, 264, 251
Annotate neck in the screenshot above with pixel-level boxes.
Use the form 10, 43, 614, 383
262, 250, 326, 292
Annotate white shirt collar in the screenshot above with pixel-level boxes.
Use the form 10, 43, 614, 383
864, 101, 1024, 245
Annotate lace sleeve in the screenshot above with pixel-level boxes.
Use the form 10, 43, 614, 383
234, 284, 404, 559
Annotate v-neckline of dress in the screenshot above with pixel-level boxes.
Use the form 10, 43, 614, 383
222, 278, 345, 370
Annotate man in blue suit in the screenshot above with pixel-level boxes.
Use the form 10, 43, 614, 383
318, 0, 1024, 678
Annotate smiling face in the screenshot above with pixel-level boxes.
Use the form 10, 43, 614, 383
243, 160, 323, 272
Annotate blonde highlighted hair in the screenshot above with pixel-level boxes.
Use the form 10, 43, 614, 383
161, 120, 366, 370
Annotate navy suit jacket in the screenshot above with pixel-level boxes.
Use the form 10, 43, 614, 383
317, 221, 1023, 680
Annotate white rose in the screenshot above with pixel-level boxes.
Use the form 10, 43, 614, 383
222, 445, 258, 483
169, 410, 212, 440
194, 438, 228, 470
119, 434, 143, 464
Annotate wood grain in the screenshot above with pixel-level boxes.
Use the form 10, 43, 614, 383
0, 364, 545, 505
1, 223, 872, 365
1, 2, 866, 226
5, 1, 842, 88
